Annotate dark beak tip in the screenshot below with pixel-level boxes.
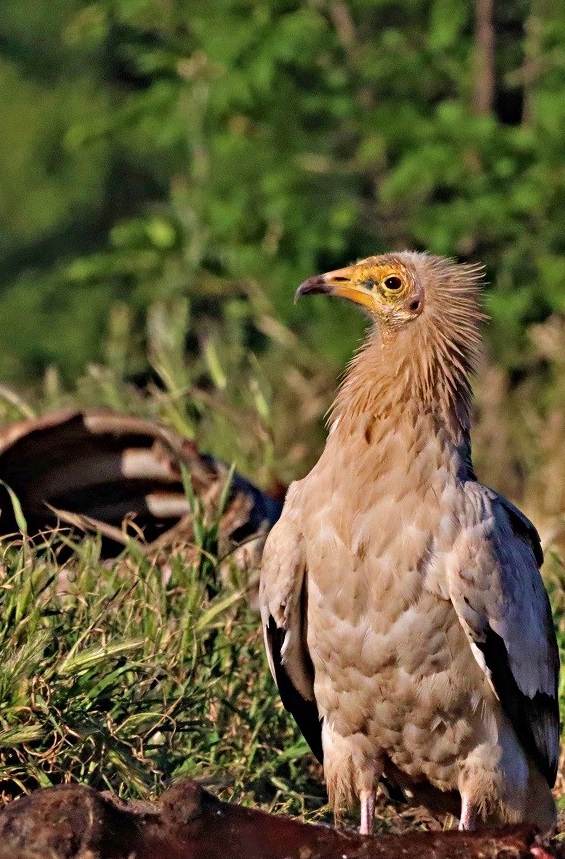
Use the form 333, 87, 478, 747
294, 275, 328, 303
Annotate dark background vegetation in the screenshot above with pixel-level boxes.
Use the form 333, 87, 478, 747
2, 0, 564, 371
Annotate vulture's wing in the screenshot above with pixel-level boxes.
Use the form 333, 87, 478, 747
447, 483, 560, 786
259, 514, 323, 761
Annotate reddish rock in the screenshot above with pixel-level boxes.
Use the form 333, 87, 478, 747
0, 779, 555, 859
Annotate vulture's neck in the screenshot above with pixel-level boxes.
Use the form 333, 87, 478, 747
330, 310, 481, 447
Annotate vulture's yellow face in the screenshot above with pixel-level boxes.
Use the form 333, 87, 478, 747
295, 256, 424, 325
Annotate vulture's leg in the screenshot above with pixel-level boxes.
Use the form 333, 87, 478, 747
458, 795, 477, 831
358, 758, 384, 834
359, 789, 376, 835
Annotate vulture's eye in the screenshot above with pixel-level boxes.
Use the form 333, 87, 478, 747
383, 275, 403, 291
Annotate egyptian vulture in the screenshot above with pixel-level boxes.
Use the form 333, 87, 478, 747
259, 252, 560, 834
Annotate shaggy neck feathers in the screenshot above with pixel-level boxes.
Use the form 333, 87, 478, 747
330, 257, 484, 442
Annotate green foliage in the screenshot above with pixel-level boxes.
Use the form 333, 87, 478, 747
0, 531, 326, 816
2, 0, 565, 385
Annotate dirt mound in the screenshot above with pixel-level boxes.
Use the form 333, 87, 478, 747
0, 779, 558, 859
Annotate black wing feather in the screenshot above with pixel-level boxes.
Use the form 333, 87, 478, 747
476, 625, 559, 786
477, 494, 560, 786
266, 615, 323, 762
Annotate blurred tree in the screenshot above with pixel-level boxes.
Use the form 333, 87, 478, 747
1, 0, 565, 384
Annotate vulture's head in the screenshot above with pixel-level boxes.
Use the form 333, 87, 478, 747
295, 251, 484, 335
296, 253, 424, 325
296, 251, 486, 422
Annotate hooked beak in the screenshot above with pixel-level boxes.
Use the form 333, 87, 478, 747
294, 264, 375, 312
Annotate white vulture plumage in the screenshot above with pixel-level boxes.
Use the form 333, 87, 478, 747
259, 252, 560, 834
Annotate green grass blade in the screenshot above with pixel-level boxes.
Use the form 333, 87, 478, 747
0, 480, 28, 533
57, 639, 145, 676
